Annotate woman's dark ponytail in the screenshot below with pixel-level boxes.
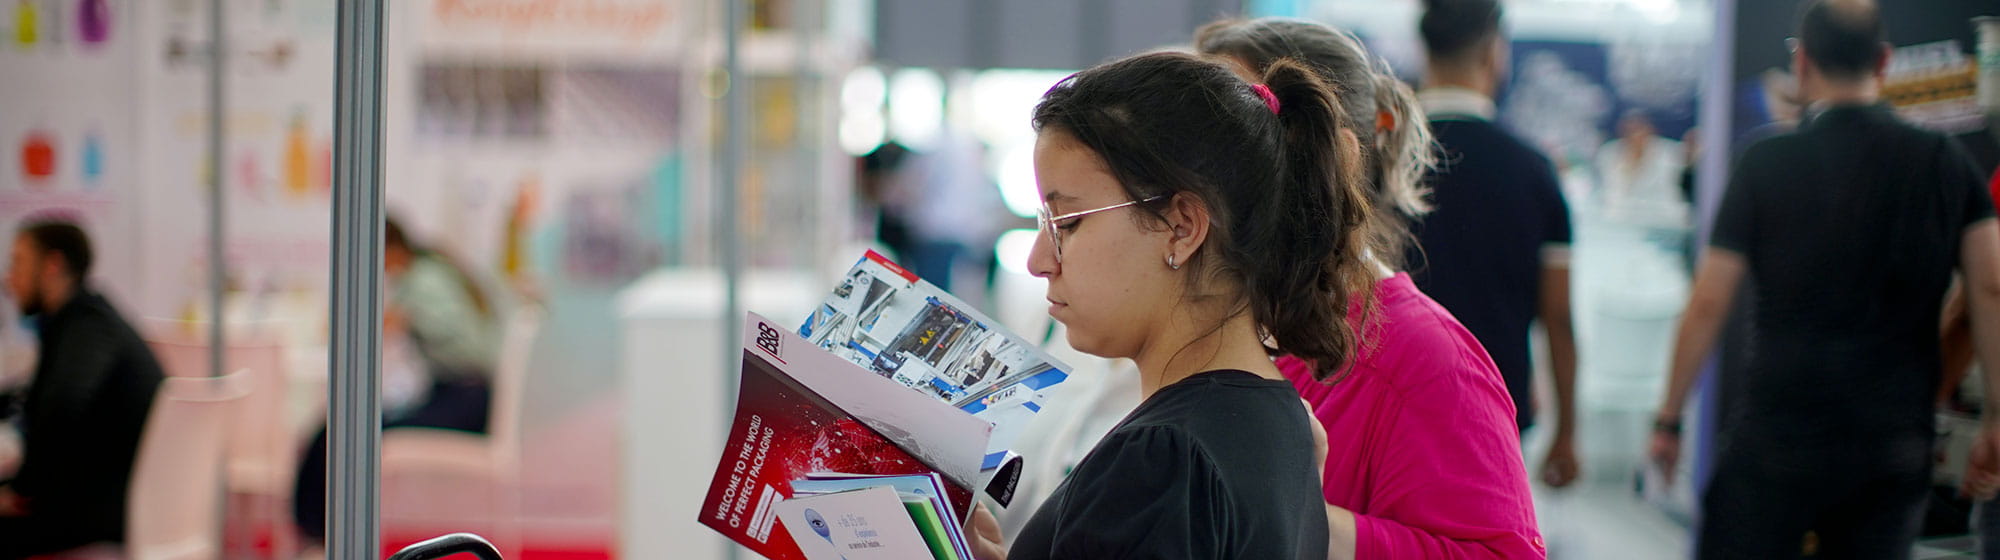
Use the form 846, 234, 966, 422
1252, 59, 1382, 382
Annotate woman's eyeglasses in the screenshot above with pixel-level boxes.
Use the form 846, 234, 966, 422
1035, 195, 1165, 264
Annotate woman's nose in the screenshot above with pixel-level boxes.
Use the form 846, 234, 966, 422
1026, 231, 1059, 279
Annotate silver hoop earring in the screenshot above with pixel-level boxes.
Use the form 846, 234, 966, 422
1167, 254, 1180, 270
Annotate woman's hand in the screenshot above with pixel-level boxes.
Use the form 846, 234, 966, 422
969, 501, 1007, 560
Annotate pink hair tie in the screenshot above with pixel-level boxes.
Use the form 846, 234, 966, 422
1251, 83, 1280, 115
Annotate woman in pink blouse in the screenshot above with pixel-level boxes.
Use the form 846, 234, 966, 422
1198, 18, 1544, 559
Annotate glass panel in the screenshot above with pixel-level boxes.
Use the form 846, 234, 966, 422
387, 1, 703, 558
0, 0, 339, 557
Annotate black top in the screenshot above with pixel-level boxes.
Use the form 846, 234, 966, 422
11, 290, 163, 536
1711, 104, 1994, 442
1406, 117, 1572, 432
1009, 370, 1327, 560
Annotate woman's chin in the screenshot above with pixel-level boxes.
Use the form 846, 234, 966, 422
1061, 329, 1113, 360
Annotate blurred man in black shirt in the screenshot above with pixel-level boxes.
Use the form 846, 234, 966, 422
0, 220, 163, 558
1409, 0, 1582, 488
1651, 1, 2000, 557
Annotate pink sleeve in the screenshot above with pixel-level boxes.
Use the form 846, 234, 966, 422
1350, 374, 1545, 559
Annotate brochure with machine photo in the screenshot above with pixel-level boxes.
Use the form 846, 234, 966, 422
799, 251, 1070, 459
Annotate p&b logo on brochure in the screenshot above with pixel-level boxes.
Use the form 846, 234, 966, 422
755, 322, 785, 363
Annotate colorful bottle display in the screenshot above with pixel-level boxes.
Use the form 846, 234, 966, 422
20, 130, 55, 185
284, 112, 310, 196
78, 0, 109, 45
16, 0, 39, 47
237, 150, 263, 199
81, 131, 103, 188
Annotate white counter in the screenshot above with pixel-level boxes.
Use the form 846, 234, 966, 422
615, 267, 821, 560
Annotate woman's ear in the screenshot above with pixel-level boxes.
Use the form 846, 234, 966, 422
1161, 192, 1212, 267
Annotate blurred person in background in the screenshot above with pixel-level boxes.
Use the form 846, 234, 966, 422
859, 141, 916, 261
966, 50, 1374, 559
0, 220, 163, 558
880, 126, 1007, 298
1650, 1, 2000, 557
1408, 0, 1581, 455
380, 217, 501, 376
1198, 17, 1545, 559
1595, 109, 1689, 229
1749, 68, 1807, 145
292, 216, 501, 542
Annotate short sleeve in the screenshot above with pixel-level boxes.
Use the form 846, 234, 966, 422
1540, 160, 1573, 247
1037, 426, 1231, 560
1535, 157, 1573, 268
1709, 147, 1760, 256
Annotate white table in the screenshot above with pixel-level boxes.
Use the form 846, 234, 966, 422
616, 267, 821, 560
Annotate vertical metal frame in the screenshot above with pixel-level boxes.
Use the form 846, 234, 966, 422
795, 0, 821, 277
205, 0, 227, 379
721, 0, 748, 403
722, 1, 748, 554
330, 0, 387, 557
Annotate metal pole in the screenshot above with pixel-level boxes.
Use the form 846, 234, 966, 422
204, 5, 232, 558
721, 3, 747, 381
721, 0, 747, 554
206, 0, 226, 378
794, 0, 822, 279
330, 1, 387, 557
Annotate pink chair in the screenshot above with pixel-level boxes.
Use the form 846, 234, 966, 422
38, 372, 251, 560
144, 340, 297, 558
131, 372, 253, 559
144, 340, 208, 380
380, 309, 540, 558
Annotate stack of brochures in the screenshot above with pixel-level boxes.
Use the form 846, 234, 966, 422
699, 252, 1070, 560
780, 472, 974, 560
